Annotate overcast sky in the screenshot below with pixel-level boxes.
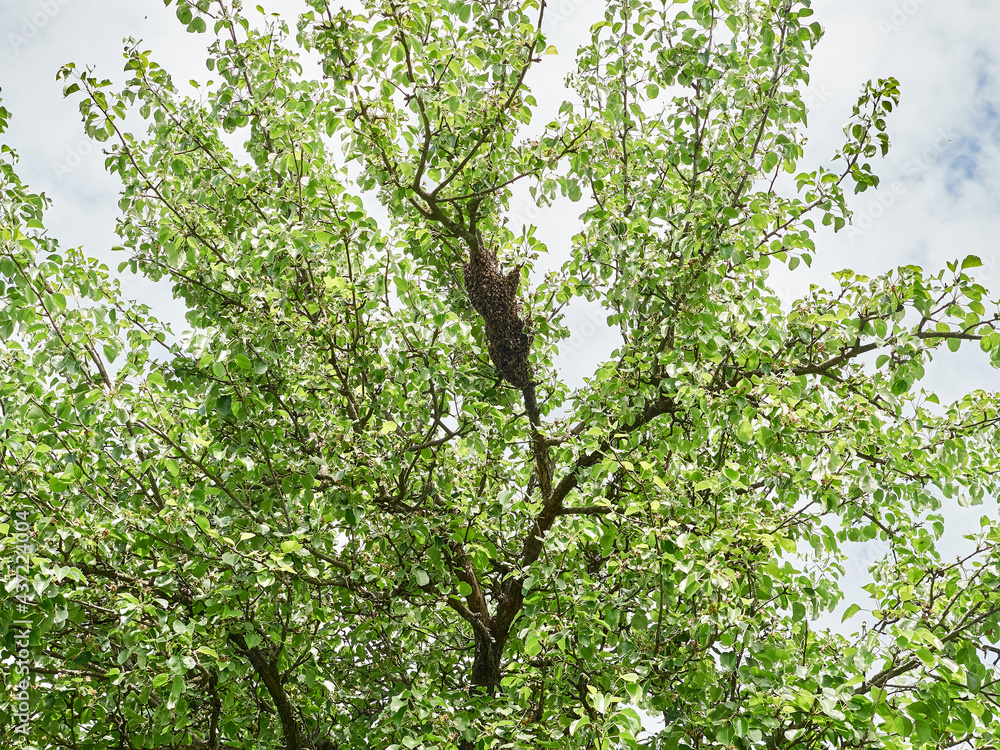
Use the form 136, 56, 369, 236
2, 0, 998, 390
2, 0, 998, 624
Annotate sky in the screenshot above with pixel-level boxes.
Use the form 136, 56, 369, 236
3, 0, 999, 394
1, 0, 999, 624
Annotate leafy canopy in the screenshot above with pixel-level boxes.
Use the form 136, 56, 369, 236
2, 1, 1000, 749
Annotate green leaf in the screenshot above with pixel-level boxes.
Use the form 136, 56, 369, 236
736, 421, 754, 442
167, 675, 185, 710
842, 603, 861, 622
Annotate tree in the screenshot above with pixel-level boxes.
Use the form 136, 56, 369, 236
2, 0, 1000, 748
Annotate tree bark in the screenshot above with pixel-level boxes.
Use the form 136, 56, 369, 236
469, 627, 506, 695
459, 626, 507, 750
457, 576, 529, 750
228, 632, 310, 750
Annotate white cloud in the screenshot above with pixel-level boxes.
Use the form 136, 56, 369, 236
2, 0, 994, 415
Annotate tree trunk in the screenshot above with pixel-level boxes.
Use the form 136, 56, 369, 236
228, 633, 310, 750
469, 627, 506, 695
459, 632, 505, 750
458, 580, 527, 750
